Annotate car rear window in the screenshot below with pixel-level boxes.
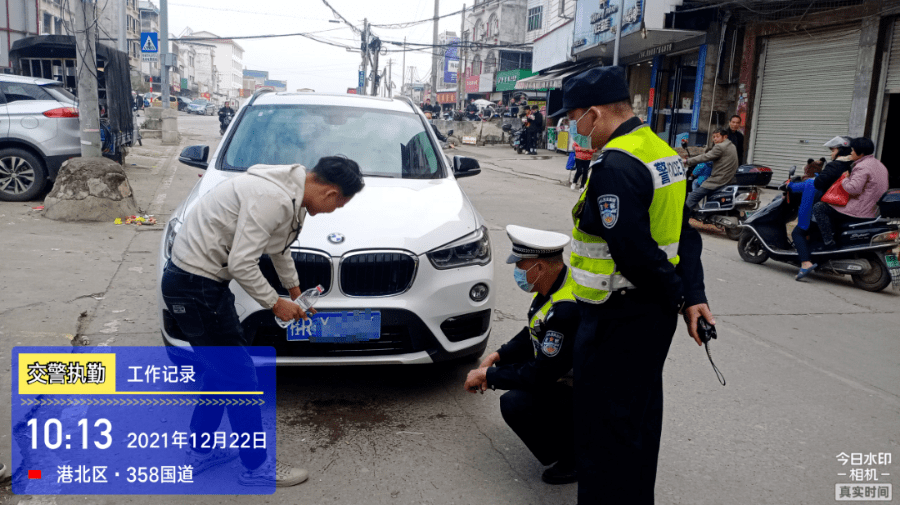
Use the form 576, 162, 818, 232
1, 82, 54, 103
42, 84, 76, 104
221, 104, 443, 179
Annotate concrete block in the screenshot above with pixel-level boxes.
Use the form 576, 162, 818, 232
43, 157, 139, 222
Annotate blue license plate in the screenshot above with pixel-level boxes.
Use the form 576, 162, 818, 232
286, 310, 381, 343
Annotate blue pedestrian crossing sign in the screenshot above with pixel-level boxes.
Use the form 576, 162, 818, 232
141, 32, 158, 53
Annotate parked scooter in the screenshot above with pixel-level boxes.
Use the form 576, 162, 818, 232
502, 123, 526, 154
737, 167, 900, 292
689, 164, 772, 240
220, 111, 233, 135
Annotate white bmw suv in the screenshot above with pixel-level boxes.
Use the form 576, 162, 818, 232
158, 91, 494, 364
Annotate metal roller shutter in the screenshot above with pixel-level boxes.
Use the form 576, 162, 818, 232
885, 18, 900, 93
750, 28, 860, 182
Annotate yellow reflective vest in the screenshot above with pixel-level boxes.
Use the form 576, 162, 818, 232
570, 124, 686, 304
528, 268, 578, 356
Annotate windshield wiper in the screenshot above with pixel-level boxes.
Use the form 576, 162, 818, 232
361, 173, 396, 178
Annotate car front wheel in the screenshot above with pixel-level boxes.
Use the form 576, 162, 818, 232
0, 148, 47, 201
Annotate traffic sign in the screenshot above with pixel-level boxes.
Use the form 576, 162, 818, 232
140, 32, 158, 53
358, 71, 364, 87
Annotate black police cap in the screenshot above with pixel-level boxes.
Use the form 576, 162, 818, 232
548, 66, 630, 118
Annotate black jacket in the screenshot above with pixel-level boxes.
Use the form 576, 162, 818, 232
218, 106, 234, 118
527, 111, 543, 132
727, 129, 744, 165
813, 157, 853, 193
578, 117, 707, 317
486, 267, 579, 390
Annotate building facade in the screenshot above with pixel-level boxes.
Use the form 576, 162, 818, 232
187, 30, 243, 100
2, 0, 39, 69
461, 0, 530, 106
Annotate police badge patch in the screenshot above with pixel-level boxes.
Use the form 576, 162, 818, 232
597, 194, 620, 229
541, 331, 564, 357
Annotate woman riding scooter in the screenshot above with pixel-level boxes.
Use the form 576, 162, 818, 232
792, 136, 853, 280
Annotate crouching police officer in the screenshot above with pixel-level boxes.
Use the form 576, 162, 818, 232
549, 67, 714, 504
464, 225, 580, 485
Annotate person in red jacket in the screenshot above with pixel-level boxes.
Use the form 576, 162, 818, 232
570, 141, 596, 191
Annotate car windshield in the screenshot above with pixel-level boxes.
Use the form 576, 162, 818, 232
42, 84, 76, 104
222, 104, 443, 179
191, 99, 207, 105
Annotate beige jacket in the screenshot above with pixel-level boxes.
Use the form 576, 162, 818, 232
686, 138, 739, 189
171, 164, 307, 309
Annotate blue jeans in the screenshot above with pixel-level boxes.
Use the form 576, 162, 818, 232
160, 262, 266, 470
792, 226, 815, 263
685, 185, 716, 210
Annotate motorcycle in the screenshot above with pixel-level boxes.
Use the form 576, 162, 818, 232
502, 123, 526, 154
689, 164, 772, 240
737, 167, 900, 292
219, 111, 233, 135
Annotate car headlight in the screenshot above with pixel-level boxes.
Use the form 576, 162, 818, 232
427, 226, 491, 269
163, 218, 180, 260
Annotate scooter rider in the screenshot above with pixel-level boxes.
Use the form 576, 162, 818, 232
793, 136, 853, 280
218, 101, 235, 129
683, 128, 740, 209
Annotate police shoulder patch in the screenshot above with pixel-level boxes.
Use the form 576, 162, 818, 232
597, 194, 620, 229
541, 330, 564, 357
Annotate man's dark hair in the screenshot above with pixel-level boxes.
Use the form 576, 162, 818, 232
715, 128, 731, 137
524, 105, 531, 110
730, 114, 741, 121
850, 137, 875, 156
311, 156, 365, 197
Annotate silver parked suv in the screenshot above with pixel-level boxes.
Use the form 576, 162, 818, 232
0, 74, 81, 201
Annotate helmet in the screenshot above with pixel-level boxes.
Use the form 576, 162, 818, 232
824, 136, 852, 156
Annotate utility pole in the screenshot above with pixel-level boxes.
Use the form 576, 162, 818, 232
361, 19, 368, 95
160, 0, 170, 107
370, 38, 380, 96
430, 0, 439, 103
386, 59, 392, 97
457, 3, 465, 112
612, 0, 624, 65
118, 0, 127, 52
401, 37, 406, 96
75, 0, 101, 157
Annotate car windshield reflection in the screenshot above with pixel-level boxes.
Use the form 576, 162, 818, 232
222, 104, 444, 179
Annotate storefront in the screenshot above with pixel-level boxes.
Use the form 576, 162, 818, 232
876, 17, 900, 188
436, 91, 457, 106
465, 75, 483, 101
496, 69, 537, 104
747, 26, 861, 181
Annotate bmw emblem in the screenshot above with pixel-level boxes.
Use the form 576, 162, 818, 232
328, 233, 345, 244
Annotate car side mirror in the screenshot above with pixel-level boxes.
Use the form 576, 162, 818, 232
453, 156, 481, 178
179, 145, 209, 170
789, 165, 796, 178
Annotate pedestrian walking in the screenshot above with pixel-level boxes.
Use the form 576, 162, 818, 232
550, 66, 714, 505
464, 225, 580, 485
161, 156, 364, 487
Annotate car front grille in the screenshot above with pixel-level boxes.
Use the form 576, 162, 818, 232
258, 250, 332, 295
339, 252, 417, 297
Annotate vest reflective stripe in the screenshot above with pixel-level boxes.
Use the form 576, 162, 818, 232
570, 124, 686, 304
528, 269, 578, 357
570, 239, 679, 260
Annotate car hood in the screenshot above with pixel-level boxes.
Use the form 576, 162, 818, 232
179, 170, 478, 256
299, 177, 477, 255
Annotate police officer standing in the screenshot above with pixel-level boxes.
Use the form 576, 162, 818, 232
549, 67, 714, 504
464, 225, 580, 485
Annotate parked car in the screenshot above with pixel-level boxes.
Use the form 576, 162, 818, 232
186, 99, 216, 115
152, 95, 178, 109
0, 74, 80, 201
159, 91, 493, 365
176, 96, 192, 111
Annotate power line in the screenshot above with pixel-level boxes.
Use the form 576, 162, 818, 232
319, 0, 363, 34
369, 0, 506, 29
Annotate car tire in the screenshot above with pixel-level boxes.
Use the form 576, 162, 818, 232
0, 148, 48, 202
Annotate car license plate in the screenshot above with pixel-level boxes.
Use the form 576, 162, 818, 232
286, 310, 381, 343
886, 253, 900, 290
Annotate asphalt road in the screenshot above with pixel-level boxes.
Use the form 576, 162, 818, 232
1, 112, 897, 504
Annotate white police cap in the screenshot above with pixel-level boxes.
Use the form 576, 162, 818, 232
506, 224, 569, 264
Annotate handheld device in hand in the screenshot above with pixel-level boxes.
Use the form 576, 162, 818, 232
697, 317, 725, 386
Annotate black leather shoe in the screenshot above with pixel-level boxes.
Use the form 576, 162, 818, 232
541, 461, 577, 485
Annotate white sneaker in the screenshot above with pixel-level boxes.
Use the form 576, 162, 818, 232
240, 458, 309, 487
580, 187, 585, 193
184, 447, 238, 475
570, 183, 577, 190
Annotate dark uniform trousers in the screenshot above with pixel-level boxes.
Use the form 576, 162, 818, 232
499, 381, 575, 466
574, 301, 677, 505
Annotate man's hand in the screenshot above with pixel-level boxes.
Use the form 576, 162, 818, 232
272, 298, 310, 323
683, 303, 715, 346
288, 286, 302, 300
479, 351, 500, 369
464, 368, 488, 394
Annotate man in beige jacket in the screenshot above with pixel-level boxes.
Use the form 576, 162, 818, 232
161, 156, 364, 487
683, 128, 740, 209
